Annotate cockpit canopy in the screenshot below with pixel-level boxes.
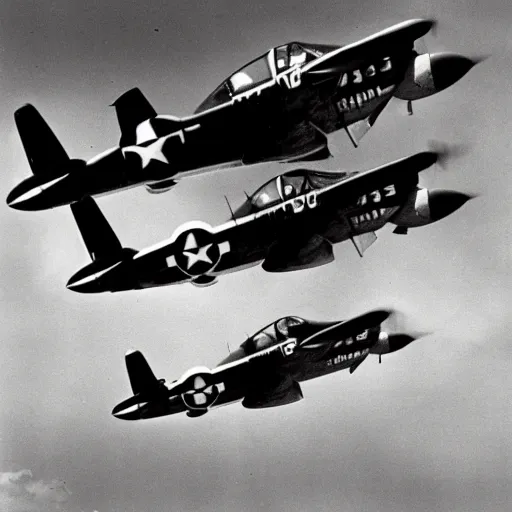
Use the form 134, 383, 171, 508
241, 316, 306, 354
194, 41, 340, 113
233, 168, 352, 218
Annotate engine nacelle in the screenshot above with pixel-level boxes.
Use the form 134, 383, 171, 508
394, 52, 475, 101
391, 187, 470, 229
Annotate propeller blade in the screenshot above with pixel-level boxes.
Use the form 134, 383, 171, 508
427, 139, 471, 170
381, 309, 430, 341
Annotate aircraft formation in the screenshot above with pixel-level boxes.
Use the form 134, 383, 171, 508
8, 19, 477, 420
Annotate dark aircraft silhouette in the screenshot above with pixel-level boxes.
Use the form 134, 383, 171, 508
112, 309, 422, 420
66, 150, 471, 293
7, 19, 477, 211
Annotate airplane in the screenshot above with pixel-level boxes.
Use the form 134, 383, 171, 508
7, 19, 478, 211
112, 308, 423, 420
66, 150, 471, 292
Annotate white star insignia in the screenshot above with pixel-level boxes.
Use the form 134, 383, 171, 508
182, 233, 214, 270
122, 137, 168, 168
184, 244, 213, 270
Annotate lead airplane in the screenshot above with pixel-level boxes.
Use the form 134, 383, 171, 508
7, 19, 477, 211
66, 150, 471, 292
112, 309, 422, 420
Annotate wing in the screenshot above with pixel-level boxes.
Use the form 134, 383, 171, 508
262, 233, 334, 272
299, 309, 391, 350
316, 151, 436, 206
242, 119, 328, 165
302, 19, 432, 77
242, 374, 303, 409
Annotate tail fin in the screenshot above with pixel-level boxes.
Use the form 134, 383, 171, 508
70, 197, 122, 261
112, 88, 157, 147
15, 104, 70, 176
125, 350, 160, 395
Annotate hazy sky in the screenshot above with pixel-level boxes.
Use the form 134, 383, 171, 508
1, 1, 512, 511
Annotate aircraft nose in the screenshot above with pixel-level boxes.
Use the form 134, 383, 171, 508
430, 53, 476, 91
428, 189, 472, 222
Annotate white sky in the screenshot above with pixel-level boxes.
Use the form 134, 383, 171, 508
1, 1, 512, 511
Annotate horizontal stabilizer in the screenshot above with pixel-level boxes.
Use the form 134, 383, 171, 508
15, 104, 70, 176
70, 197, 122, 261
125, 350, 160, 395
112, 88, 157, 146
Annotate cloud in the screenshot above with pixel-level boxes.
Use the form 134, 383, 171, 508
0, 470, 71, 512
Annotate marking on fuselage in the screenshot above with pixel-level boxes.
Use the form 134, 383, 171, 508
122, 137, 168, 168
351, 208, 388, 226
327, 348, 370, 366
135, 120, 157, 145
357, 184, 396, 206
337, 85, 395, 114
282, 340, 297, 356
267, 190, 318, 221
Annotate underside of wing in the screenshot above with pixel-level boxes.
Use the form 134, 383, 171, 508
262, 233, 334, 272
242, 374, 303, 409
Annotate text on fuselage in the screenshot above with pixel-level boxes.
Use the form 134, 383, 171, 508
266, 190, 318, 219
357, 185, 396, 206
337, 57, 394, 113
327, 348, 370, 366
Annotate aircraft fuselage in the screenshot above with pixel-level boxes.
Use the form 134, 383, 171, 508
7, 19, 476, 210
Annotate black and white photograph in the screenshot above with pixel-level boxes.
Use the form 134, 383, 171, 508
1, 1, 511, 511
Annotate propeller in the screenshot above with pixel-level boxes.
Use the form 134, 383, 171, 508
413, 18, 437, 55
427, 139, 471, 170
381, 308, 430, 343
413, 17, 488, 65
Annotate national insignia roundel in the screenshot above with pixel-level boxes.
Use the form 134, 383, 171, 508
173, 228, 222, 277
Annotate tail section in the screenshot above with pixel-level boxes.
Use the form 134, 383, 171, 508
14, 104, 70, 177
112, 88, 157, 147
70, 197, 122, 261
112, 87, 184, 146
125, 350, 160, 395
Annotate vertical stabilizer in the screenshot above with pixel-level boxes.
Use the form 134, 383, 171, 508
112, 88, 157, 147
14, 105, 70, 176
125, 350, 160, 395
